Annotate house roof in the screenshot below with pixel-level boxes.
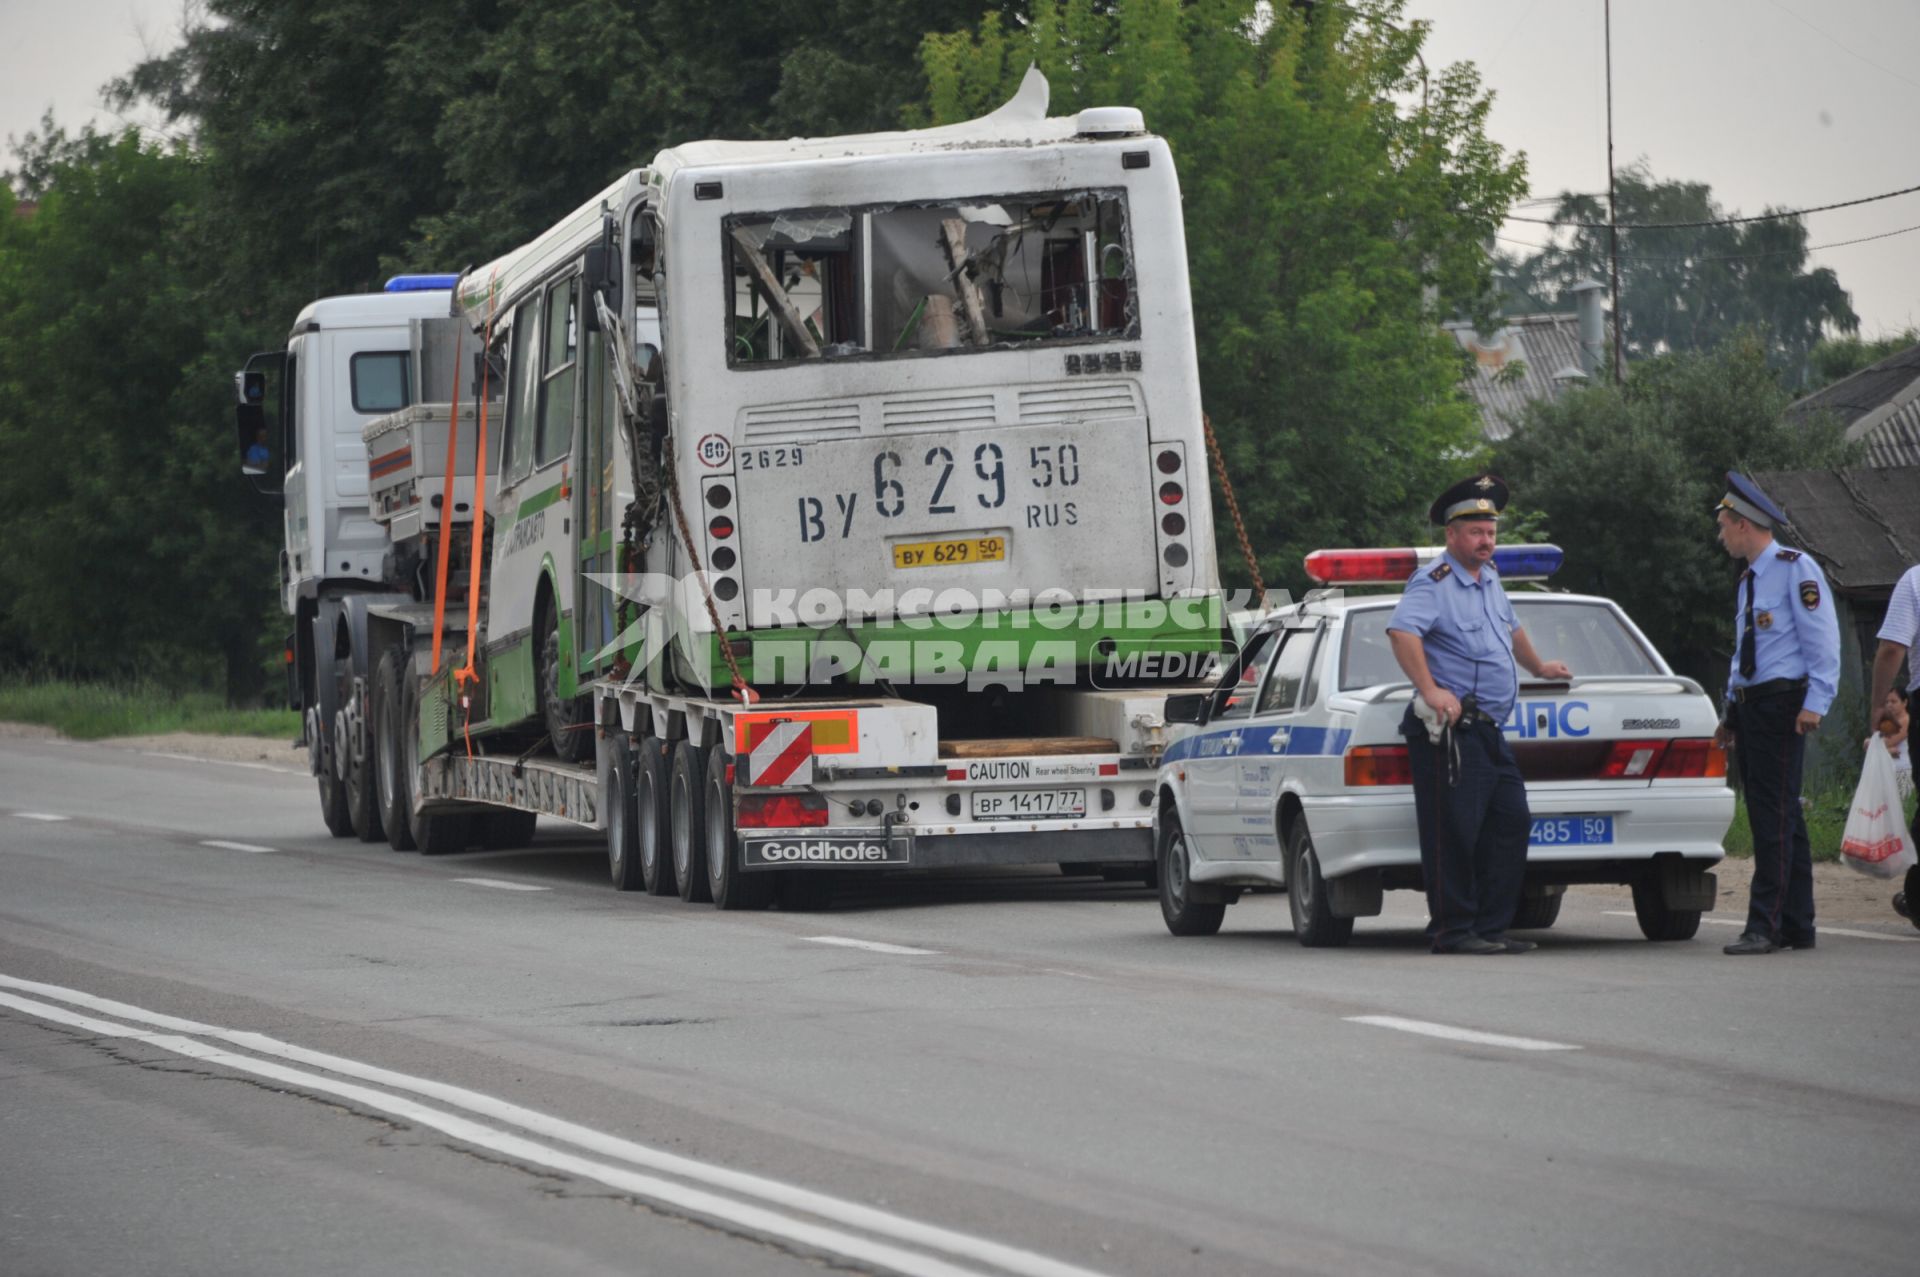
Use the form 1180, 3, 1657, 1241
1786, 341, 1920, 468
1444, 312, 1589, 441
1749, 465, 1920, 594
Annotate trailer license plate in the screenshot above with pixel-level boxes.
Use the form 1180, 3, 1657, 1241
973, 789, 1085, 820
893, 536, 1007, 569
1530, 815, 1613, 846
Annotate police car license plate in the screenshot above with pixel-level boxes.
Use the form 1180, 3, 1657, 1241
893, 536, 1007, 569
973, 789, 1085, 820
1530, 815, 1613, 846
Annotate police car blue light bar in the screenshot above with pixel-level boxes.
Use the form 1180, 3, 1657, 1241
384, 274, 460, 293
1303, 545, 1564, 585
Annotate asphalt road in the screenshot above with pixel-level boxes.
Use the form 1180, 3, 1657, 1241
3, 736, 1916, 1277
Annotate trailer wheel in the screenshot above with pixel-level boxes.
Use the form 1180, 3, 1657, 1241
1286, 817, 1353, 948
635, 736, 676, 896
479, 810, 538, 850
669, 741, 712, 903
402, 673, 471, 856
704, 746, 771, 911
373, 649, 416, 851
317, 773, 353, 838
537, 595, 592, 764
1157, 812, 1225, 937
605, 734, 643, 891
343, 687, 385, 844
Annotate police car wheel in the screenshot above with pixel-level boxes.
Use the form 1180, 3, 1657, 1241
1630, 875, 1701, 942
1511, 892, 1563, 930
1157, 814, 1225, 937
669, 741, 713, 903
704, 746, 771, 911
635, 737, 676, 896
1285, 818, 1354, 948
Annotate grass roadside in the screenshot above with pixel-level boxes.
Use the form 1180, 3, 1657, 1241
0, 679, 300, 741
1722, 780, 1917, 862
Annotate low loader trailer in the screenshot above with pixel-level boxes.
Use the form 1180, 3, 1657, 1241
238, 72, 1229, 908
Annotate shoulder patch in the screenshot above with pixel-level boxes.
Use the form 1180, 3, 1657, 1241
1775, 548, 1802, 561
1799, 579, 1821, 611
1429, 561, 1452, 582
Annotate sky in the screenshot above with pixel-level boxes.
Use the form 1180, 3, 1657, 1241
3, 0, 1917, 337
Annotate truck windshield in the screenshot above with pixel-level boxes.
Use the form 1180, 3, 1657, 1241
1339, 599, 1663, 691
726, 190, 1136, 365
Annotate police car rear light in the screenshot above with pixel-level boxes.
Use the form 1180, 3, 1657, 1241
1654, 738, 1727, 779
1598, 741, 1666, 779
737, 793, 829, 827
1304, 545, 1565, 585
1344, 745, 1412, 786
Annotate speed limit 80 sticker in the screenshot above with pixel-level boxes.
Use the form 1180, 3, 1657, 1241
696, 434, 732, 468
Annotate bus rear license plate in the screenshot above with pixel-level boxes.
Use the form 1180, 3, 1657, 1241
1530, 815, 1613, 846
973, 789, 1086, 821
893, 536, 1007, 569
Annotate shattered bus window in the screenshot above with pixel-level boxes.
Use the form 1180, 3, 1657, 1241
725, 190, 1137, 366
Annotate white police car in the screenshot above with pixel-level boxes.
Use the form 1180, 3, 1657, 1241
1153, 546, 1734, 946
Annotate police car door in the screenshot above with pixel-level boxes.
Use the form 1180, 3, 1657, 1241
1235, 620, 1325, 864
1185, 625, 1281, 859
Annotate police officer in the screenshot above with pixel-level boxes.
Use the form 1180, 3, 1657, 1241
1712, 472, 1841, 955
1388, 475, 1572, 955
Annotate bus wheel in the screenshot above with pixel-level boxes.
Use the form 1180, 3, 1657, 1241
669, 741, 712, 903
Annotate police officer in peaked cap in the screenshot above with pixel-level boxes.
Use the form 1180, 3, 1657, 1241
1387, 474, 1573, 955
1713, 471, 1841, 955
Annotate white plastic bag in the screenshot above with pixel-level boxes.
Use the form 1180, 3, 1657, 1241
1838, 742, 1917, 878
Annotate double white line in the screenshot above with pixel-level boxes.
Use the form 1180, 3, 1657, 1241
0, 974, 1112, 1277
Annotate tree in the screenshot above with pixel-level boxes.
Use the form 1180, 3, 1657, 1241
1495, 336, 1857, 695
1805, 328, 1919, 392
919, 0, 1528, 588
1499, 165, 1858, 383
0, 126, 279, 695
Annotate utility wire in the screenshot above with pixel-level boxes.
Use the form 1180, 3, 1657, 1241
1507, 181, 1920, 229
1495, 220, 1920, 262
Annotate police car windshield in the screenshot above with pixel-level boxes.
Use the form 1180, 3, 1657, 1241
1339, 599, 1662, 690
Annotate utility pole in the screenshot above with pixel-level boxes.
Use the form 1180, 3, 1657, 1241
1604, 0, 1625, 385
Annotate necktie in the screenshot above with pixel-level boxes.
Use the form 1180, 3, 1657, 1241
1739, 569, 1756, 679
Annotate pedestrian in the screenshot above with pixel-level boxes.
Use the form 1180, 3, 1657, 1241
1867, 561, 1920, 919
1387, 474, 1573, 955
1711, 472, 1841, 955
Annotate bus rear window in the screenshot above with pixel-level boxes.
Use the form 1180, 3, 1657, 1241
726, 190, 1137, 365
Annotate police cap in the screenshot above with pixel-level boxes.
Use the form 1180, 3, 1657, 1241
1715, 470, 1787, 529
1428, 473, 1509, 526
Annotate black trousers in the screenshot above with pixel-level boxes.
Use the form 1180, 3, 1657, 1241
1404, 714, 1530, 949
1731, 690, 1815, 942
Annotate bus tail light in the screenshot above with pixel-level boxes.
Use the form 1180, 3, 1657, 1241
1345, 745, 1412, 786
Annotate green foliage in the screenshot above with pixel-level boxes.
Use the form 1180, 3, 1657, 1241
1498, 165, 1858, 382
0, 127, 280, 697
1496, 336, 1857, 695
0, 677, 300, 740
920, 0, 1527, 592
1806, 328, 1920, 392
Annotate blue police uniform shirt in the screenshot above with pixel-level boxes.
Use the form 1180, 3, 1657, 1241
1726, 538, 1842, 715
1386, 551, 1521, 722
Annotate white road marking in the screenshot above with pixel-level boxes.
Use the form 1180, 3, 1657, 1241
14, 812, 70, 822
1041, 969, 1100, 982
201, 840, 276, 854
0, 973, 1112, 1277
453, 878, 551, 892
1345, 1015, 1581, 1053
1601, 911, 1918, 943
806, 935, 940, 956
139, 750, 307, 777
